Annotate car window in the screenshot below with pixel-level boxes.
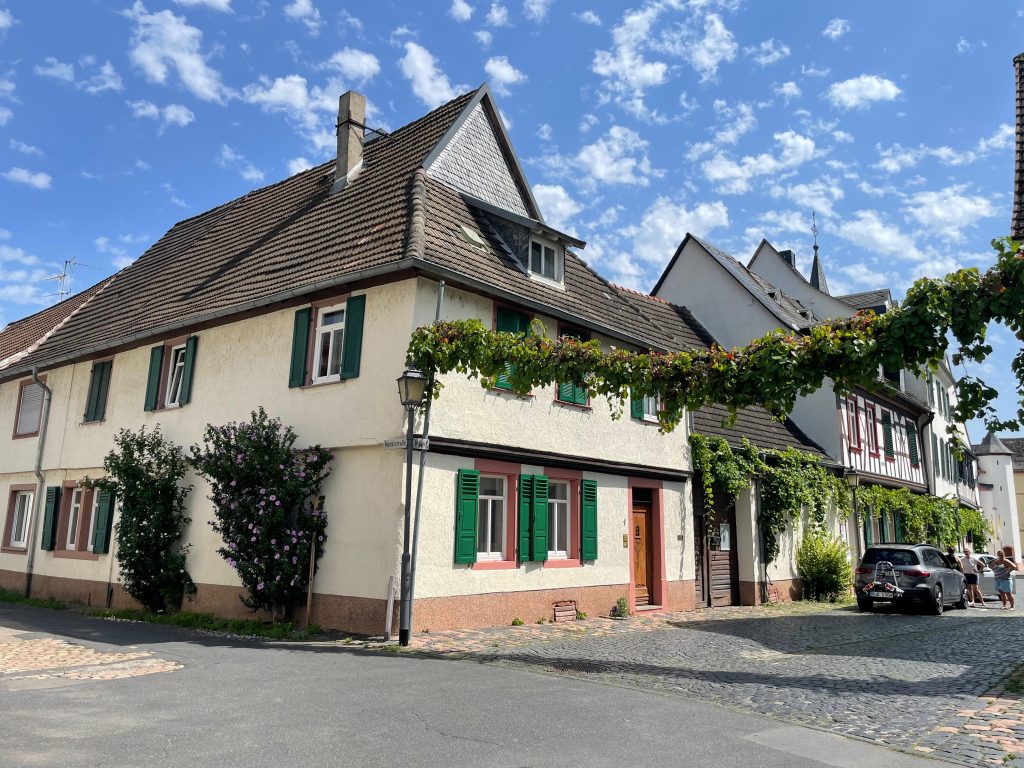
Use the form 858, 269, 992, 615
861, 548, 920, 566
923, 550, 947, 568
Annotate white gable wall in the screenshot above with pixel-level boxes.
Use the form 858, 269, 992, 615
748, 243, 855, 322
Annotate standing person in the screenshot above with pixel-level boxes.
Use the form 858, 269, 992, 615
960, 549, 984, 607
991, 550, 1017, 609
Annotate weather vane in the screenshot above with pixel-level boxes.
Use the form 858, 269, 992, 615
811, 211, 819, 257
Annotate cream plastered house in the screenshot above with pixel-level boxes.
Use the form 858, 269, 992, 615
0, 87, 713, 633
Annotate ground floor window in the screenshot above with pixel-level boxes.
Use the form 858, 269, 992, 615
547, 481, 570, 558
477, 476, 506, 560
9, 490, 33, 548
66, 488, 84, 548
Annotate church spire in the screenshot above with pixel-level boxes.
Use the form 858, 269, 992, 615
809, 211, 830, 294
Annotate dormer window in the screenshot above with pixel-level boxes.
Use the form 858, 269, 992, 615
529, 238, 562, 283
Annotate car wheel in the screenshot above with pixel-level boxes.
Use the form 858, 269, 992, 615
955, 584, 968, 610
929, 584, 944, 615
857, 598, 873, 612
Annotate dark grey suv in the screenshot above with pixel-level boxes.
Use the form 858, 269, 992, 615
855, 544, 967, 614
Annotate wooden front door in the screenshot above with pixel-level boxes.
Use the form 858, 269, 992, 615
708, 499, 739, 607
633, 504, 654, 606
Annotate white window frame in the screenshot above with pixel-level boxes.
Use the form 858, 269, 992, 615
547, 480, 570, 559
10, 491, 34, 549
641, 394, 660, 423
476, 475, 506, 561
312, 304, 347, 384
86, 492, 100, 553
164, 344, 187, 408
66, 488, 84, 549
528, 238, 563, 285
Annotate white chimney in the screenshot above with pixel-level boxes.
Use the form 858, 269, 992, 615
333, 91, 366, 193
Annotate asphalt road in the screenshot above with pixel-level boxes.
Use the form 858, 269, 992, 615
0, 604, 938, 768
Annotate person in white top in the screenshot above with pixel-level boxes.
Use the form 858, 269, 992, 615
960, 549, 984, 607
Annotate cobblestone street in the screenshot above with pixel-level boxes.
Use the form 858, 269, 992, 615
411, 603, 1024, 766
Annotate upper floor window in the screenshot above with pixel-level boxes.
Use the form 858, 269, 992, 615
14, 379, 44, 437
866, 404, 878, 455
144, 336, 198, 412
165, 344, 188, 408
529, 238, 562, 283
83, 360, 112, 423
846, 398, 860, 450
313, 305, 346, 383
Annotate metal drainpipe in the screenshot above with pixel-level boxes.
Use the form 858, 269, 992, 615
407, 280, 445, 636
25, 368, 53, 599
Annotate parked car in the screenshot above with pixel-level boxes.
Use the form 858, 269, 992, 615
855, 544, 967, 614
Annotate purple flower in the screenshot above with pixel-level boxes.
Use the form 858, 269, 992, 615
256, 582, 264, 590
230, 480, 237, 487
270, 539, 276, 545
291, 556, 297, 564
283, 545, 290, 552
269, 495, 276, 501
274, 553, 280, 560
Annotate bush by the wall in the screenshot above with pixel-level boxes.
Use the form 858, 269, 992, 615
796, 531, 853, 602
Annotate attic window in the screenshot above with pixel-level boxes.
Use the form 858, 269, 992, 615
529, 237, 563, 284
459, 225, 487, 250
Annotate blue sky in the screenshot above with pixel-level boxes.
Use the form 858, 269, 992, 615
0, 1, 1021, 437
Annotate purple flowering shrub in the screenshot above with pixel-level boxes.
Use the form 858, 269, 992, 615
88, 426, 196, 613
191, 408, 333, 616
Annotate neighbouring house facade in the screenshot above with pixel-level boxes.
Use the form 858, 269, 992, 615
0, 86, 714, 634
974, 433, 1023, 558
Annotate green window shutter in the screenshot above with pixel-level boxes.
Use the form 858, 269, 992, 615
40, 486, 61, 551
630, 390, 644, 420
91, 490, 116, 554
894, 512, 904, 543
143, 345, 164, 412
879, 513, 889, 543
863, 515, 873, 546
580, 479, 598, 561
556, 382, 587, 405
530, 474, 549, 562
340, 294, 365, 379
931, 432, 938, 477
495, 307, 529, 390
84, 360, 112, 422
454, 469, 479, 564
289, 307, 312, 388
518, 475, 533, 562
907, 426, 919, 467
881, 411, 894, 458
178, 335, 198, 405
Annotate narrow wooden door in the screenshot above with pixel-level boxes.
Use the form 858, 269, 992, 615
709, 500, 739, 607
633, 506, 653, 606
693, 504, 706, 606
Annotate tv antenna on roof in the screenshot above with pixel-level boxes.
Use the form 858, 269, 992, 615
44, 258, 92, 301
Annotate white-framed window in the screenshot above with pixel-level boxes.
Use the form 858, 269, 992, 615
529, 239, 562, 283
476, 475, 506, 560
66, 488, 84, 549
10, 491, 34, 548
547, 480, 570, 558
641, 394, 660, 422
165, 344, 187, 407
313, 305, 346, 383
86, 492, 100, 553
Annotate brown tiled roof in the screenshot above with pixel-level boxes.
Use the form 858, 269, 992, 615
837, 289, 892, 312
1014, 52, 1024, 240
612, 285, 826, 458
8, 89, 478, 375
0, 279, 112, 371
999, 437, 1024, 470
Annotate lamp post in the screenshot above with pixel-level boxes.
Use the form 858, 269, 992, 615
846, 467, 862, 555
396, 364, 427, 647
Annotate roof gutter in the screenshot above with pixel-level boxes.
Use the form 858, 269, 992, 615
24, 367, 52, 598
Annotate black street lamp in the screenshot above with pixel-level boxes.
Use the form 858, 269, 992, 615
846, 467, 862, 554
396, 364, 427, 647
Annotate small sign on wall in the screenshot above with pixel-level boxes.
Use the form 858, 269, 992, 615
719, 523, 731, 551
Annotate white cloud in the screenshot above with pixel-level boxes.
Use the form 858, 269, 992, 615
903, 185, 996, 242
484, 55, 527, 95
533, 184, 581, 231
822, 18, 850, 40
9, 139, 42, 156
956, 37, 972, 54
217, 144, 264, 183
129, 99, 160, 119
0, 107, 11, 127
577, 10, 600, 25
832, 130, 853, 143
976, 123, 1014, 153
826, 75, 901, 110
287, 157, 313, 175
744, 38, 789, 67
4, 167, 52, 190
284, 0, 322, 35
755, 209, 811, 234
836, 262, 889, 290
35, 57, 75, 82
774, 81, 801, 102
399, 43, 463, 109
591, 5, 669, 122
801, 63, 830, 78
701, 131, 817, 194
162, 103, 194, 127
80, 61, 123, 94
486, 3, 509, 26
687, 13, 738, 82
0, 228, 10, 240
325, 48, 381, 84
769, 178, 843, 217
835, 210, 925, 262
523, 0, 552, 22
874, 123, 1014, 174
632, 197, 730, 263
0, 8, 14, 31
536, 123, 552, 140
449, 0, 474, 21
94, 236, 127, 257
576, 125, 660, 187
579, 113, 599, 132
124, 1, 232, 104
172, 0, 233, 10
474, 30, 493, 48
